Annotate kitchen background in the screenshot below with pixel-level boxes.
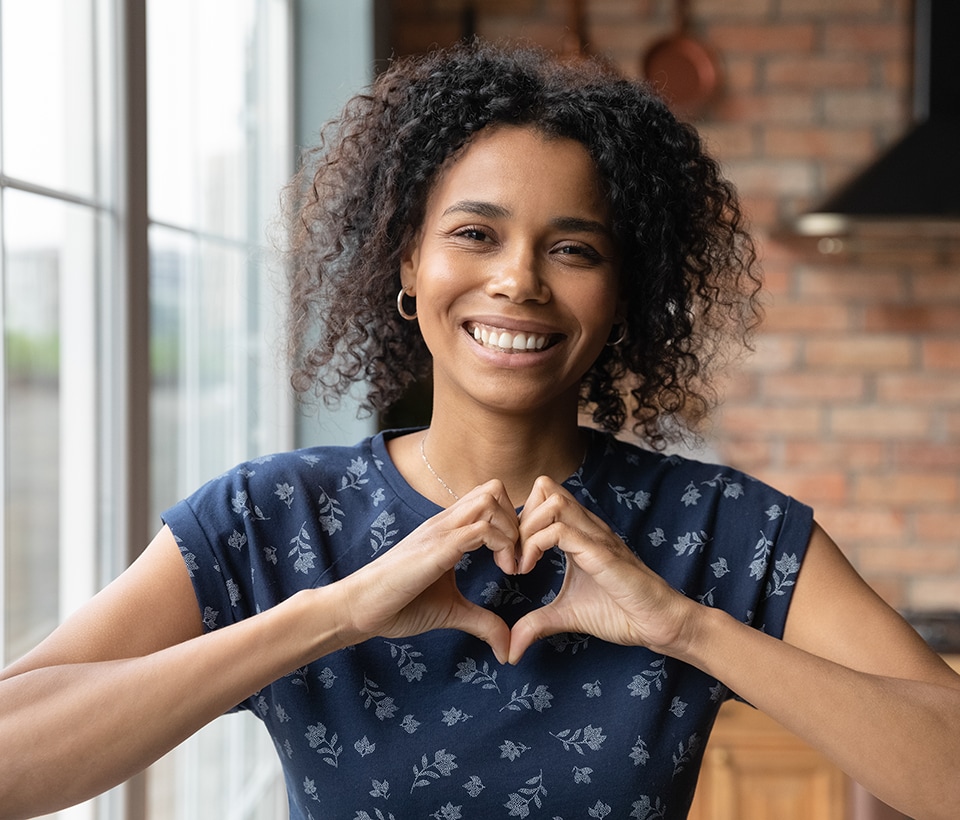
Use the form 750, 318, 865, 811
386, 0, 960, 616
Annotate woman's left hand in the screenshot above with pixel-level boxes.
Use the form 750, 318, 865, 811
508, 476, 698, 664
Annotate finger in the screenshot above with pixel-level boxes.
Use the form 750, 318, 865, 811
509, 604, 567, 665
443, 595, 512, 665
454, 480, 520, 574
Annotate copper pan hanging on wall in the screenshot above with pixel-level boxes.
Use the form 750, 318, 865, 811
642, 0, 721, 118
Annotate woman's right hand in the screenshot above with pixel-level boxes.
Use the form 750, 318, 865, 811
335, 479, 519, 663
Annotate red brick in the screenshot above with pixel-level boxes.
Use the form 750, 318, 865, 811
724, 159, 815, 197
759, 265, 791, 298
698, 123, 757, 161
912, 271, 960, 302
805, 335, 915, 370
915, 512, 960, 543
922, 341, 960, 370
782, 440, 885, 469
697, 0, 773, 17
780, 0, 885, 14
858, 544, 960, 576
797, 268, 906, 301
708, 24, 817, 54
717, 403, 823, 437
763, 127, 876, 161
721, 57, 761, 94
763, 371, 867, 402
823, 22, 909, 53
893, 442, 960, 470
713, 93, 817, 125
831, 407, 933, 439
822, 90, 906, 125
854, 473, 959, 506
864, 306, 960, 334
766, 57, 872, 90
761, 300, 851, 333
814, 506, 907, 542
878, 375, 960, 405
717, 438, 776, 472
740, 333, 801, 372
752, 469, 848, 503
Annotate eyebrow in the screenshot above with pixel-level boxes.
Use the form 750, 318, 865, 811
441, 200, 612, 237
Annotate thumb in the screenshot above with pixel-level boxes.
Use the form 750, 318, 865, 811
445, 597, 511, 666
508, 604, 565, 665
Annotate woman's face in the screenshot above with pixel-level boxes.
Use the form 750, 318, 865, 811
401, 124, 622, 419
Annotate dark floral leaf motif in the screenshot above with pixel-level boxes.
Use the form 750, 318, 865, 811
681, 482, 701, 507
629, 736, 650, 767
317, 487, 345, 535
504, 770, 547, 817
765, 553, 801, 598
671, 733, 701, 777
410, 749, 459, 793
630, 795, 667, 819
455, 657, 500, 692
481, 578, 531, 607
672, 530, 710, 557
627, 656, 668, 699
304, 722, 342, 768
340, 456, 370, 491
500, 683, 553, 713
608, 484, 651, 510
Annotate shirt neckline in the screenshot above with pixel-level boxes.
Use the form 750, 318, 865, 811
369, 426, 608, 519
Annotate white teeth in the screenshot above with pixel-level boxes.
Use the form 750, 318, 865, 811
470, 323, 550, 352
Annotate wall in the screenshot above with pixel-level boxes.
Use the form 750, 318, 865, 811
387, 0, 960, 611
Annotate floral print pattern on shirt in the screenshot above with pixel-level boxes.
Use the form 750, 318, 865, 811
163, 428, 812, 819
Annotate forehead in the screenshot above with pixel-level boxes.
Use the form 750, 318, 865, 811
423, 125, 610, 221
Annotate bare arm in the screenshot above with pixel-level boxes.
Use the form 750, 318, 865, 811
511, 480, 960, 820
0, 526, 348, 818
683, 523, 960, 819
0, 480, 519, 819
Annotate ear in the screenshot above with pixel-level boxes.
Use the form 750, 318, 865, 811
399, 237, 420, 293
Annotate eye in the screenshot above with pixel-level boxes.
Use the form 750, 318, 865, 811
452, 226, 492, 243
553, 242, 603, 264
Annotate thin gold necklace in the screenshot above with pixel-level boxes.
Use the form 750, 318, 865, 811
419, 433, 460, 501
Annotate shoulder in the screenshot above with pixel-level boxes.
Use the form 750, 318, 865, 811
585, 430, 780, 503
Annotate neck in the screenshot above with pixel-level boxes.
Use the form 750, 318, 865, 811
422, 396, 586, 507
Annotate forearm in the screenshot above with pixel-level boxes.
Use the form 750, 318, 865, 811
681, 606, 960, 820
0, 585, 345, 820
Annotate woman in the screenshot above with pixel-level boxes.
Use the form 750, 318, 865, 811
2, 40, 958, 820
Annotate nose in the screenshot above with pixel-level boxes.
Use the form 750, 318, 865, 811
484, 246, 550, 304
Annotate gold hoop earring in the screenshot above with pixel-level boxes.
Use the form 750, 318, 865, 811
606, 324, 627, 347
397, 287, 417, 321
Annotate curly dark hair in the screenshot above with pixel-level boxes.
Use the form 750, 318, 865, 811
285, 38, 761, 449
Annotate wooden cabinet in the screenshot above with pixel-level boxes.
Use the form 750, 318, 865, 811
687, 700, 847, 820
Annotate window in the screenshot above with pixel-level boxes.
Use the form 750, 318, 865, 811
143, 1, 293, 817
1, 0, 377, 817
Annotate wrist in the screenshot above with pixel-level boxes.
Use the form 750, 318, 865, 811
295, 583, 363, 659
655, 596, 724, 667
669, 602, 736, 672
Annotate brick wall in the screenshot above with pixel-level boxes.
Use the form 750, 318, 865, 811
387, 0, 960, 611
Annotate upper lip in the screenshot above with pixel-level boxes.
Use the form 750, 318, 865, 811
463, 316, 566, 336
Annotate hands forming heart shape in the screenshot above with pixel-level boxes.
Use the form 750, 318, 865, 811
342, 476, 693, 667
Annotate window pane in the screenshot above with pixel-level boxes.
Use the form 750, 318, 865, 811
150, 229, 270, 506
3, 190, 97, 660
147, 0, 256, 238
1, 0, 96, 197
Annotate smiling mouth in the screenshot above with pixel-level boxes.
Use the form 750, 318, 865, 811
465, 321, 560, 353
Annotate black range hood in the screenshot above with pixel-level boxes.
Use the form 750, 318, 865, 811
795, 0, 960, 236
